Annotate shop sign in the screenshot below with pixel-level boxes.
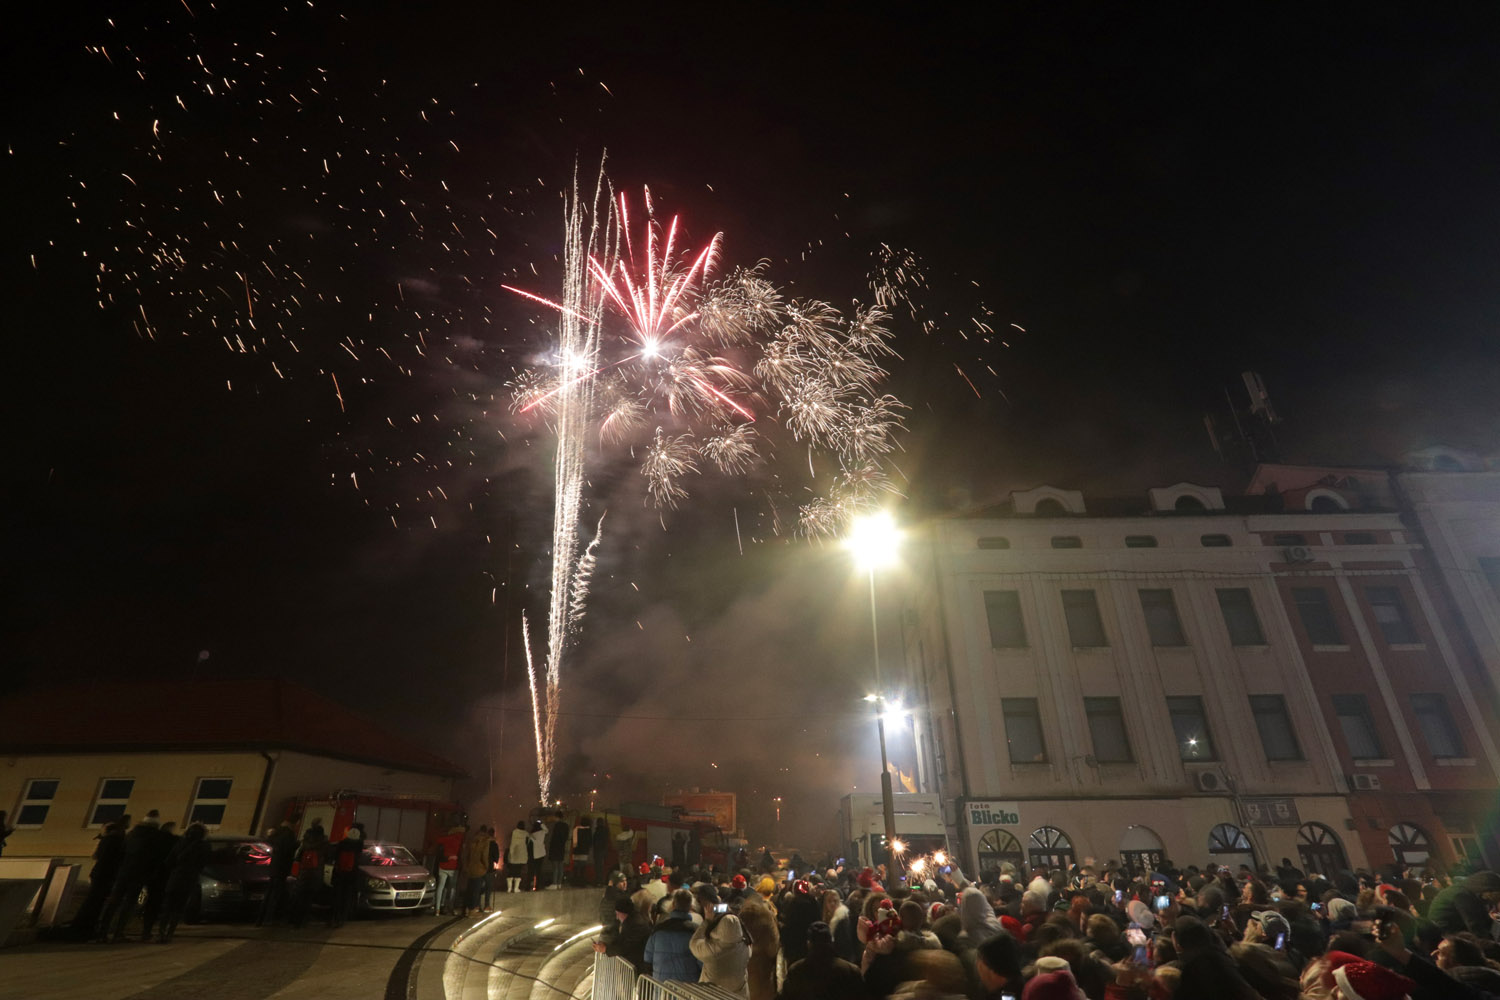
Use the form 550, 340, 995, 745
965, 800, 1021, 827
1241, 796, 1300, 827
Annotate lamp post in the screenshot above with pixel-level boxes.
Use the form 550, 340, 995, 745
847, 511, 903, 881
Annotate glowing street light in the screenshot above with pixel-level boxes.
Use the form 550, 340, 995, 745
847, 510, 903, 880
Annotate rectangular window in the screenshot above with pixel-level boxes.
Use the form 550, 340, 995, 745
1292, 587, 1344, 645
1249, 694, 1303, 761
15, 779, 59, 828
983, 590, 1027, 648
1166, 696, 1217, 761
1124, 535, 1158, 548
1272, 533, 1306, 546
188, 777, 234, 827
1002, 698, 1047, 763
1332, 694, 1385, 760
88, 778, 135, 828
1201, 534, 1233, 547
1344, 532, 1377, 545
1138, 589, 1187, 646
1412, 694, 1466, 758
1050, 536, 1082, 549
1217, 588, 1266, 645
1061, 589, 1108, 647
1367, 586, 1420, 644
1084, 697, 1133, 762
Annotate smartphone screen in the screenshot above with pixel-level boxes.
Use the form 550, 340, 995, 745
1221, 905, 1230, 920
1114, 890, 1124, 904
1275, 932, 1286, 950
714, 902, 728, 914
785, 870, 794, 881
1154, 895, 1170, 911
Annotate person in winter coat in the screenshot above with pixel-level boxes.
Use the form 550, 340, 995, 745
1171, 915, 1259, 1000
1428, 870, 1500, 938
72, 818, 127, 938
738, 894, 781, 1000
690, 884, 750, 996
600, 870, 630, 924
97, 811, 164, 942
506, 821, 529, 892
777, 920, 869, 1000
435, 823, 465, 914
328, 823, 365, 927
461, 825, 491, 916
158, 823, 211, 942
546, 812, 570, 889
644, 889, 702, 982
779, 879, 823, 968
957, 885, 1003, 949
591, 816, 610, 886
594, 893, 651, 973
528, 820, 547, 891
290, 821, 328, 928
257, 821, 298, 926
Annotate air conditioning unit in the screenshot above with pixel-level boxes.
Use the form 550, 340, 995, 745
1191, 768, 1228, 793
1283, 546, 1315, 563
1350, 773, 1382, 791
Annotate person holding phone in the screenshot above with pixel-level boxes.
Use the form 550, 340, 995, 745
689, 884, 749, 995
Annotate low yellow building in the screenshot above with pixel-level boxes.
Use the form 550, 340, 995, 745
0, 679, 465, 866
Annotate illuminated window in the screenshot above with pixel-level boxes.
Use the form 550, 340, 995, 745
1167, 696, 1217, 761
88, 778, 135, 828
15, 779, 59, 828
188, 778, 234, 827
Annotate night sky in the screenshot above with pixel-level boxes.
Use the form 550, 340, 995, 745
7, 3, 1500, 847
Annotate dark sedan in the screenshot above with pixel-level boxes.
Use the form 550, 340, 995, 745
189, 835, 274, 921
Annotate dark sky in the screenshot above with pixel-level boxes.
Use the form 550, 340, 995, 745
6, 2, 1500, 847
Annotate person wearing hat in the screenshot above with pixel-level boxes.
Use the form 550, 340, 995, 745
689, 884, 749, 996
1331, 959, 1416, 1000
594, 891, 650, 974
599, 870, 630, 925
1428, 870, 1500, 938
776, 920, 865, 1000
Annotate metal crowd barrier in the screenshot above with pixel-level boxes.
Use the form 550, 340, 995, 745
591, 953, 636, 1000
632, 976, 744, 1000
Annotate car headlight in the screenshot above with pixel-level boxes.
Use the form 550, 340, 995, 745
367, 878, 388, 892
426, 878, 436, 889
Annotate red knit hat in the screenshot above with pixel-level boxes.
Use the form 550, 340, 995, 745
1331, 960, 1415, 1000
731, 874, 747, 889
1022, 967, 1085, 1000
638, 862, 651, 875
1319, 950, 1365, 991
857, 867, 876, 889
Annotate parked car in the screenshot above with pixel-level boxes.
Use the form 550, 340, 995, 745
188, 835, 274, 921
356, 841, 436, 913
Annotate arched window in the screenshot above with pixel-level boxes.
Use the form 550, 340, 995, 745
1389, 823, 1433, 873
976, 829, 1024, 877
1120, 825, 1165, 874
1028, 826, 1075, 870
1175, 495, 1207, 512
1208, 823, 1252, 855
1034, 498, 1066, 516
1297, 822, 1348, 876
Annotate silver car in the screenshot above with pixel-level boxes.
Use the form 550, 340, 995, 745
358, 841, 436, 913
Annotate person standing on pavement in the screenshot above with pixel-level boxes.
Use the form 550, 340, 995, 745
547, 812, 570, 889
595, 892, 652, 973
257, 820, 297, 926
138, 820, 178, 941
290, 821, 328, 928
72, 817, 127, 938
328, 822, 364, 928
690, 883, 750, 996
484, 825, 500, 911
97, 810, 163, 942
506, 820, 528, 893
158, 823, 211, 943
528, 820, 547, 891
461, 824, 489, 916
435, 822, 465, 913
592, 816, 610, 886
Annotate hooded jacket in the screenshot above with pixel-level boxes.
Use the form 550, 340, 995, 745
1428, 871, 1500, 938
690, 911, 750, 996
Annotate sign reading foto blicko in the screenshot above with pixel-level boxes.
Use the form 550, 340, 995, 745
965, 801, 1021, 827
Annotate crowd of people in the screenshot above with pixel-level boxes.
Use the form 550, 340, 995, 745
589, 852, 1500, 1000
430, 811, 614, 914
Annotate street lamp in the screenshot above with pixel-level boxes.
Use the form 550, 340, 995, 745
847, 510, 903, 881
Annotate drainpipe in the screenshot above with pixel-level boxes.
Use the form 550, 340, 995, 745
249, 751, 280, 835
